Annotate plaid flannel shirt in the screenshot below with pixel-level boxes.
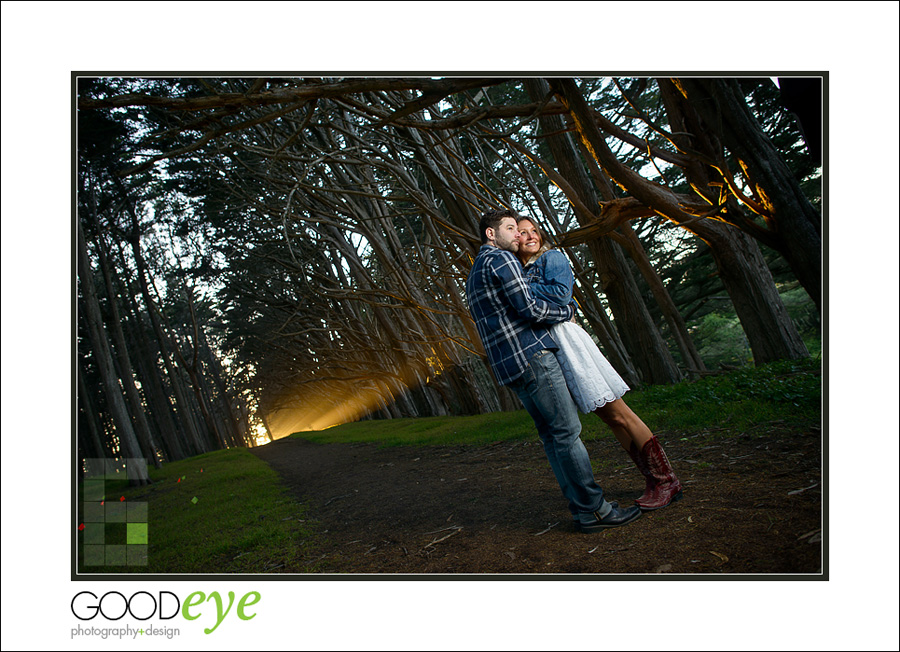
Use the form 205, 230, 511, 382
465, 244, 574, 386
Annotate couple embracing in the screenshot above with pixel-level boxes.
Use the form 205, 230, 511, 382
465, 209, 682, 533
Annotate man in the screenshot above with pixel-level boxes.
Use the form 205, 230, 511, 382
465, 208, 642, 532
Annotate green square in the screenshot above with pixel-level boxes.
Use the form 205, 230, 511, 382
83, 523, 104, 545
106, 502, 127, 523
127, 545, 148, 566
84, 502, 105, 523
106, 545, 126, 565
84, 545, 105, 566
105, 522, 127, 545
84, 480, 105, 502
127, 522, 148, 545
127, 502, 148, 522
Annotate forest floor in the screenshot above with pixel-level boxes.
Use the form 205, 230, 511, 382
251, 422, 823, 575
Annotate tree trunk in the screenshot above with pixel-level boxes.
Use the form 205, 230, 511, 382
129, 327, 187, 461
77, 222, 150, 485
614, 223, 708, 375
200, 327, 251, 447
129, 234, 208, 456
175, 283, 229, 450
110, 237, 188, 461
78, 362, 109, 461
89, 215, 162, 468
696, 222, 809, 363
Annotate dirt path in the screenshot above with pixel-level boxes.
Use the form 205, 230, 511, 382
251, 425, 822, 575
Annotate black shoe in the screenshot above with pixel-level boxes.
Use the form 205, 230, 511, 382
576, 505, 642, 533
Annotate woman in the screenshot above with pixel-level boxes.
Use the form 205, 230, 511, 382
516, 217, 682, 511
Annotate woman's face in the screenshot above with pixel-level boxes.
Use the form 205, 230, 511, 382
517, 220, 542, 259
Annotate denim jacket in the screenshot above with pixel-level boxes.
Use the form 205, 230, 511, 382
523, 249, 575, 308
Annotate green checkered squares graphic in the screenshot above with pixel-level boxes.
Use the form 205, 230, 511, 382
82, 459, 150, 567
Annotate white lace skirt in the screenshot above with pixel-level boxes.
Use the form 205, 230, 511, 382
551, 321, 630, 413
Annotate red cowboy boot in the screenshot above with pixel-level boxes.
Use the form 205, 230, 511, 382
633, 436, 683, 511
628, 441, 656, 506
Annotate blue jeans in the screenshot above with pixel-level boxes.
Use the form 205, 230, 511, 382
509, 349, 611, 519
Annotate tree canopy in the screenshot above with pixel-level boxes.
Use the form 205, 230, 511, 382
76, 75, 822, 473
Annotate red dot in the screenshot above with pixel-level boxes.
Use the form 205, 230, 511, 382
79, 523, 85, 531
120, 496, 125, 502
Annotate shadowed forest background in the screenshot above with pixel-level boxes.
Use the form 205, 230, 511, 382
76, 76, 822, 484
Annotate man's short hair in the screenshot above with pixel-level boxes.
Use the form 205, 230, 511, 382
478, 208, 520, 244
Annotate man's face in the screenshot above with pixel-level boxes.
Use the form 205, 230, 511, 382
491, 217, 520, 253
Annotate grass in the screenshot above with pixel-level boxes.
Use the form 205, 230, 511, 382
291, 410, 538, 447
618, 357, 821, 437
77, 448, 319, 574
295, 357, 822, 447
